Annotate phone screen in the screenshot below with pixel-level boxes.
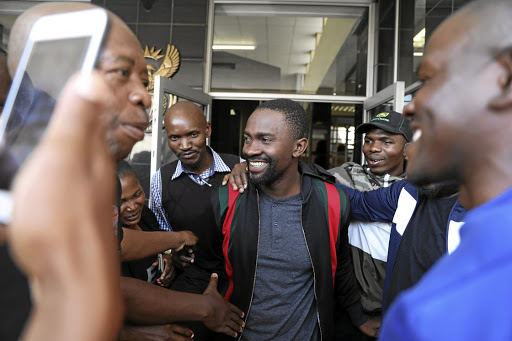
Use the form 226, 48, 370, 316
0, 37, 92, 192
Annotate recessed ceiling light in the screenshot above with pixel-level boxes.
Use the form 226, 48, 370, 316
212, 45, 256, 50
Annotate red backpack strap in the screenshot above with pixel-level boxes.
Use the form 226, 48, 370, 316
326, 182, 342, 288
218, 185, 240, 300
315, 179, 343, 288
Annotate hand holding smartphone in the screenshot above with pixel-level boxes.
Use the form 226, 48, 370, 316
0, 8, 110, 223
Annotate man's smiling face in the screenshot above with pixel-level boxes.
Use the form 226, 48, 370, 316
363, 128, 407, 176
402, 9, 503, 187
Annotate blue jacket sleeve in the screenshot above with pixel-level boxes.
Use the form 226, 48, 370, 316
336, 180, 408, 223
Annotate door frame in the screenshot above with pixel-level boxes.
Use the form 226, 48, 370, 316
151, 76, 212, 178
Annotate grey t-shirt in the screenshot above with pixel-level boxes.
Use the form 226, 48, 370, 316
241, 191, 320, 341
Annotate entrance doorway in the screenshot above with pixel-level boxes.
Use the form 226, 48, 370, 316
210, 99, 364, 169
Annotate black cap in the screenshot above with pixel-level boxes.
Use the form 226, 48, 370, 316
355, 111, 412, 142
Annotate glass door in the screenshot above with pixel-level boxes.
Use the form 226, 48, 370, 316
363, 81, 405, 119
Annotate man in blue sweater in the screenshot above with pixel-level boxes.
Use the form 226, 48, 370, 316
338, 179, 464, 315
380, 0, 512, 339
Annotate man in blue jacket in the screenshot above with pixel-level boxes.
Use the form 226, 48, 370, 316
329, 111, 411, 341
337, 180, 465, 313
380, 0, 512, 339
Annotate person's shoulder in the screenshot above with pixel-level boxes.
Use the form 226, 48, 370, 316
310, 177, 350, 209
217, 153, 242, 168
329, 162, 368, 186
300, 162, 336, 183
329, 161, 362, 174
384, 256, 512, 340
395, 180, 418, 197
139, 205, 160, 231
160, 159, 179, 170
157, 159, 180, 176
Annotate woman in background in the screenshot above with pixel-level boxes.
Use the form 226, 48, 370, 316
117, 160, 196, 286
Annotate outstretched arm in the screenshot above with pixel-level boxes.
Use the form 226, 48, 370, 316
119, 323, 194, 341
8, 73, 123, 341
121, 274, 245, 338
336, 181, 408, 223
120, 229, 197, 261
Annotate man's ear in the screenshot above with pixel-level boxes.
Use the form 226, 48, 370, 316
205, 122, 211, 138
403, 142, 411, 158
490, 49, 512, 111
292, 138, 308, 158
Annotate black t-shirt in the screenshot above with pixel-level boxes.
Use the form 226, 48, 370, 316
386, 194, 458, 308
120, 205, 162, 283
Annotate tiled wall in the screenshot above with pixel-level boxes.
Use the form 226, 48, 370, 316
93, 0, 208, 89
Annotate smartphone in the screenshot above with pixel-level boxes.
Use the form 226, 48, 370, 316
158, 253, 165, 272
0, 8, 110, 223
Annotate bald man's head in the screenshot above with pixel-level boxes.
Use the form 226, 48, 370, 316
164, 102, 212, 172
7, 2, 99, 76
165, 102, 207, 125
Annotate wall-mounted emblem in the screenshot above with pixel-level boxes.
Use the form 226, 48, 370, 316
144, 44, 180, 92
143, 44, 180, 130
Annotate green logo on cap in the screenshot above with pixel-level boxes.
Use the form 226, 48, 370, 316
372, 112, 390, 122
376, 112, 389, 118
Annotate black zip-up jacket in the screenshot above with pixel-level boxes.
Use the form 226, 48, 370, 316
212, 162, 367, 340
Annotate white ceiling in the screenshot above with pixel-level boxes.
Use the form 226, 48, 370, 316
212, 4, 366, 92
214, 15, 324, 75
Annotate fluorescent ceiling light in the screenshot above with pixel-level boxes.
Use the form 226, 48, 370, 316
413, 28, 425, 48
212, 45, 256, 50
414, 52, 423, 57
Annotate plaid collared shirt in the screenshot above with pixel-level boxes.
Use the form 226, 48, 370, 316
149, 147, 240, 231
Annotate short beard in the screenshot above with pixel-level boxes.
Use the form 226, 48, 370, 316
417, 182, 459, 199
245, 155, 285, 187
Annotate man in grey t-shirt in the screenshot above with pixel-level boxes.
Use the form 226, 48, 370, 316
214, 99, 380, 340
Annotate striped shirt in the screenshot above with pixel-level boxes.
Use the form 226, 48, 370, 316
149, 147, 241, 230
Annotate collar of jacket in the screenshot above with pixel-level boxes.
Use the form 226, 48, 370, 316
245, 161, 336, 202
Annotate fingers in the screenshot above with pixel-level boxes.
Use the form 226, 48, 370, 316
161, 263, 171, 278
45, 72, 110, 148
159, 259, 176, 286
222, 174, 230, 186
178, 254, 194, 265
168, 324, 194, 338
221, 319, 245, 338
42, 72, 114, 184
203, 273, 219, 294
9, 72, 117, 272
218, 312, 246, 338
240, 172, 248, 193
172, 246, 195, 269
220, 326, 239, 338
228, 162, 248, 193
224, 306, 245, 337
230, 302, 245, 319
179, 246, 195, 264
228, 175, 241, 193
